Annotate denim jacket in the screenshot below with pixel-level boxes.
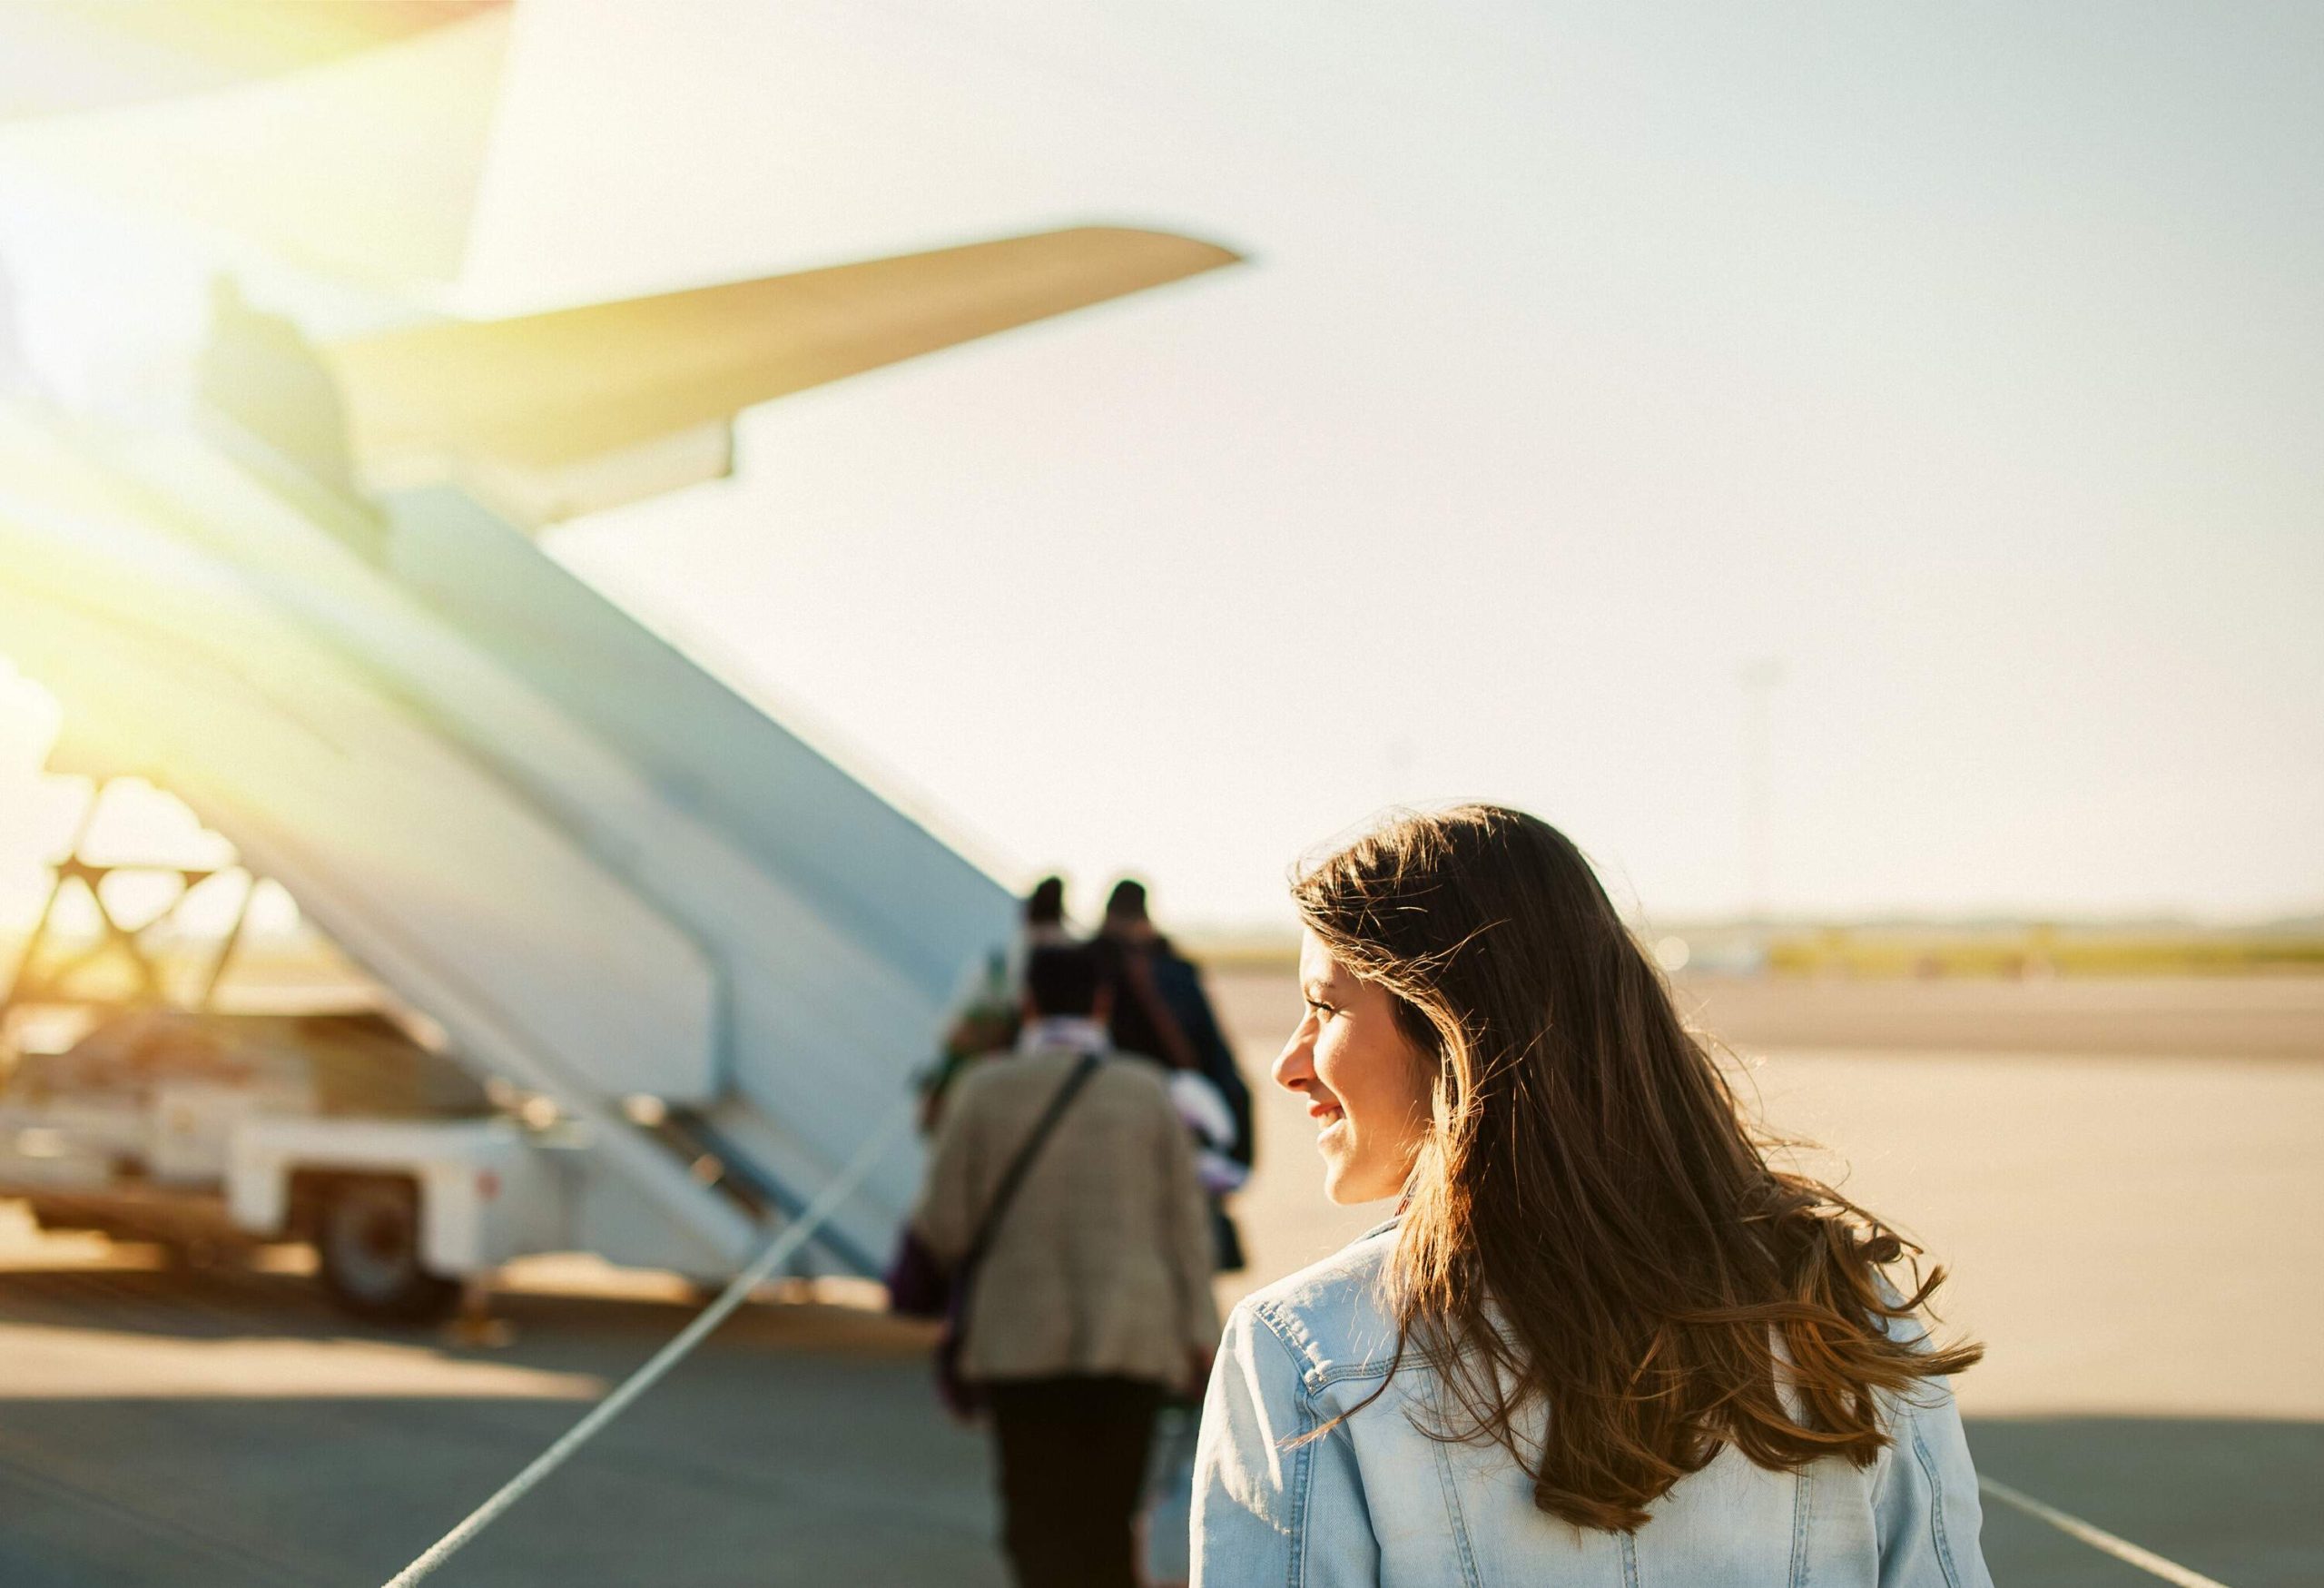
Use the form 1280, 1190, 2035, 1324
1191, 1222, 1993, 1587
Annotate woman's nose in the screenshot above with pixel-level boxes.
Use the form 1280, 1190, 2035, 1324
1274, 1021, 1316, 1092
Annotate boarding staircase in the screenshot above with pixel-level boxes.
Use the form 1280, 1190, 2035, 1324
0, 212, 1238, 1280
0, 222, 1250, 1278
0, 391, 1029, 1275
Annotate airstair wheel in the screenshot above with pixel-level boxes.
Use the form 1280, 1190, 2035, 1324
315, 1175, 460, 1324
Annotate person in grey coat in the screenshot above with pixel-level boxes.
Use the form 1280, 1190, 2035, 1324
913, 943, 1216, 1588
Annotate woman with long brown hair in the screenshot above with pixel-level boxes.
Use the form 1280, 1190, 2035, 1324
1191, 805, 1991, 1586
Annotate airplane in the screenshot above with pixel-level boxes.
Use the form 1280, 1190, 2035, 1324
0, 2, 1242, 1317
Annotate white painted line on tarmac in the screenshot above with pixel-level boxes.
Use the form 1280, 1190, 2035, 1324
1980, 1476, 2232, 1588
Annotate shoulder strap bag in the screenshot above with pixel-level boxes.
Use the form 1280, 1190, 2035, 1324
933, 1051, 1103, 1416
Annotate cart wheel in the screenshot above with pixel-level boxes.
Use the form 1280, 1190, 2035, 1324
316, 1176, 460, 1324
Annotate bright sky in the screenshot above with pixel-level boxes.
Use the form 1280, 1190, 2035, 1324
7, 2, 2323, 931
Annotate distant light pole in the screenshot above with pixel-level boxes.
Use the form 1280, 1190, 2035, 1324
1738, 658, 1786, 939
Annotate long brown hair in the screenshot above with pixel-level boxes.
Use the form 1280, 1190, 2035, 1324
1292, 804, 1981, 1532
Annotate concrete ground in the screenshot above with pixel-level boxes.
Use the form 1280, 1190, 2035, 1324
0, 1258, 1003, 1588
3, 972, 2319, 1586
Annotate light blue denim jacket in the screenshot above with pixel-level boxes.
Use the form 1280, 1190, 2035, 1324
1191, 1222, 1993, 1587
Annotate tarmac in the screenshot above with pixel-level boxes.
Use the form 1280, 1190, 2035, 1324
1, 972, 2318, 1586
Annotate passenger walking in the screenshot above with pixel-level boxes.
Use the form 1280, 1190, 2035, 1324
1019, 874, 1076, 952
910, 943, 1219, 1588
1094, 879, 1256, 1267
1192, 805, 1993, 1586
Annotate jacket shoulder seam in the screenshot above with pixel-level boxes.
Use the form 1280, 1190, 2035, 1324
1248, 1295, 1398, 1392
1246, 1297, 1327, 1393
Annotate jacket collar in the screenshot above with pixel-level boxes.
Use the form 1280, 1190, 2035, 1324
1017, 1014, 1111, 1054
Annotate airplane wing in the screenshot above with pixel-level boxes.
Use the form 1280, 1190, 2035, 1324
317, 226, 1242, 523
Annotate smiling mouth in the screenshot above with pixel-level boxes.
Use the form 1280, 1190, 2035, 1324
1312, 1103, 1345, 1131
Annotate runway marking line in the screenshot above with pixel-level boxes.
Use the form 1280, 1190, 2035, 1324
1980, 1476, 2232, 1588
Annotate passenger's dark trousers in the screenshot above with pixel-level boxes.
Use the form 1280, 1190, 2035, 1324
985, 1375, 1164, 1588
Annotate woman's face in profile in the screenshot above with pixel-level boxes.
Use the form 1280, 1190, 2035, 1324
1276, 928, 1433, 1205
